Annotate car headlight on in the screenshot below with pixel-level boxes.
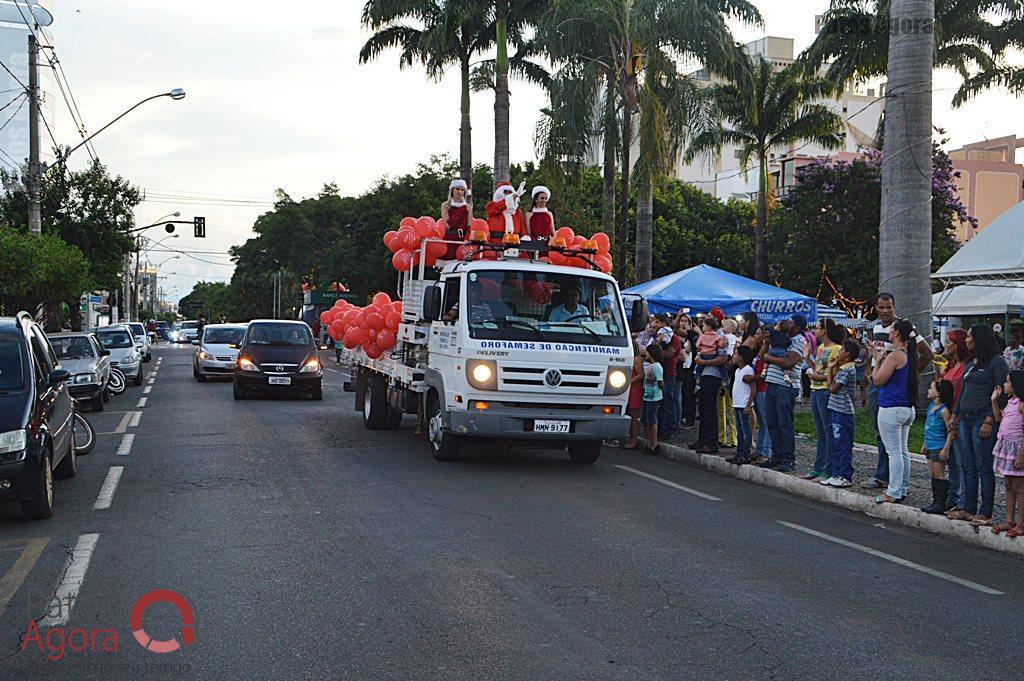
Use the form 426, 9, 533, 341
198, 350, 211, 360
605, 367, 630, 395
466, 359, 497, 390
299, 358, 321, 373
0, 429, 27, 460
73, 373, 98, 384
238, 357, 258, 372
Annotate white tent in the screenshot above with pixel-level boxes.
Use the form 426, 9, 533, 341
932, 284, 1024, 317
933, 200, 1024, 284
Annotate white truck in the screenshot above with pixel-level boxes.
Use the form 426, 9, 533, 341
347, 241, 646, 464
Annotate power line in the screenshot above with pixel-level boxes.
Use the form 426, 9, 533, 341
0, 94, 28, 136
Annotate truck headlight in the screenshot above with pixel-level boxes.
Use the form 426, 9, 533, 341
0, 429, 27, 457
605, 368, 630, 395
466, 360, 497, 390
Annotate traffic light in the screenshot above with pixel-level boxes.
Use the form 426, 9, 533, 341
194, 216, 206, 238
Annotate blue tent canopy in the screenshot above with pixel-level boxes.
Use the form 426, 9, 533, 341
622, 264, 817, 323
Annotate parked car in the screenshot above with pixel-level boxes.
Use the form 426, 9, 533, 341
177, 320, 199, 344
0, 312, 77, 520
127, 322, 152, 362
233, 320, 322, 400
155, 321, 171, 341
47, 332, 111, 411
168, 323, 182, 343
95, 325, 144, 386
193, 324, 246, 381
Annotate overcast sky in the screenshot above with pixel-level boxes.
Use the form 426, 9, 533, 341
45, 0, 1023, 305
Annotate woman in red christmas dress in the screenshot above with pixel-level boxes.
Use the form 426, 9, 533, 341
440, 179, 473, 259
525, 186, 555, 244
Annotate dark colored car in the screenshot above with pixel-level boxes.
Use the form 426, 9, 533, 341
156, 321, 171, 341
0, 312, 77, 520
233, 320, 322, 400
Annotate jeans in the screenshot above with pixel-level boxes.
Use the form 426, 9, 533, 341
765, 383, 797, 467
671, 373, 684, 430
878, 406, 915, 499
718, 390, 737, 447
659, 374, 679, 437
679, 368, 696, 425
828, 410, 855, 481
957, 412, 997, 517
754, 390, 772, 456
697, 375, 722, 450
810, 389, 832, 476
946, 441, 962, 508
735, 408, 752, 459
868, 383, 889, 483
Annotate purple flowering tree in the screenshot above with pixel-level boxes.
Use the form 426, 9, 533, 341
770, 145, 972, 312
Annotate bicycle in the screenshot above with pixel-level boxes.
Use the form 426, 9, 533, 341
107, 366, 126, 395
71, 399, 96, 455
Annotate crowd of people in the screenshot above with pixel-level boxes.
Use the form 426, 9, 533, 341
625, 293, 1024, 534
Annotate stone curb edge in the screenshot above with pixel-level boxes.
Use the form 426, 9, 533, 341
657, 441, 1024, 558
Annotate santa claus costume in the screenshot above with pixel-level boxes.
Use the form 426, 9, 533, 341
441, 179, 472, 259
484, 182, 527, 245
526, 186, 555, 241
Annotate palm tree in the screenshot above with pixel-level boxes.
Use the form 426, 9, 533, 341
359, 1, 494, 186
685, 53, 845, 281
805, 0, 1023, 107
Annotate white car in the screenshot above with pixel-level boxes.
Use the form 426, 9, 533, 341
127, 322, 152, 362
95, 325, 145, 386
178, 320, 199, 344
193, 324, 247, 381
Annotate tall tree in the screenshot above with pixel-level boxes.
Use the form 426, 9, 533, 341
805, 0, 1023, 107
879, 0, 935, 349
685, 53, 844, 281
359, 0, 494, 186
494, 0, 511, 184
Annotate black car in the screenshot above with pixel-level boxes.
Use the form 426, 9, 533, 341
233, 320, 322, 400
0, 312, 77, 520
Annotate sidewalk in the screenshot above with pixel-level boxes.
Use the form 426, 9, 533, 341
655, 423, 1020, 557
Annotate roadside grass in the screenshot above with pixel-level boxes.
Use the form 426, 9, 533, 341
793, 407, 925, 454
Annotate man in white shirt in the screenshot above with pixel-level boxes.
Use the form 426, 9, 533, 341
548, 288, 590, 323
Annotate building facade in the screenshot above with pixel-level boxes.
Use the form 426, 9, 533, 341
0, 0, 56, 171
947, 135, 1024, 242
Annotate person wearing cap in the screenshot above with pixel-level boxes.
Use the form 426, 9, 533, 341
485, 181, 527, 245
526, 186, 555, 241
758, 315, 807, 472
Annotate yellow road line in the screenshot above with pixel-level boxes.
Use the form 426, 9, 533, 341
0, 537, 50, 615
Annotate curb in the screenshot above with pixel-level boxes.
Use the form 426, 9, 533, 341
657, 441, 1024, 558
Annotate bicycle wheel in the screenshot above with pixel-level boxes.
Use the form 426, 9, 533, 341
108, 368, 126, 395
73, 412, 95, 455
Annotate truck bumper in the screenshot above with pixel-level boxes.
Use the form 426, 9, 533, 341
447, 406, 630, 441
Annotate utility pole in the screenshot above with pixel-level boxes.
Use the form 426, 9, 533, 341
133, 238, 142, 322
27, 34, 41, 235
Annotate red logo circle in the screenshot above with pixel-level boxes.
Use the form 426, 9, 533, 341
130, 589, 195, 653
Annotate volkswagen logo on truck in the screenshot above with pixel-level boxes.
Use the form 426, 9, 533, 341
543, 368, 563, 387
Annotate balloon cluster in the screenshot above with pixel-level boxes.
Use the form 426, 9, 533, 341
319, 292, 403, 360
383, 216, 486, 271
547, 228, 613, 274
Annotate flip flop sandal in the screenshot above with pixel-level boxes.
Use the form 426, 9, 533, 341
992, 521, 1016, 534
1005, 525, 1024, 538
874, 495, 898, 505
970, 517, 992, 527
947, 510, 973, 521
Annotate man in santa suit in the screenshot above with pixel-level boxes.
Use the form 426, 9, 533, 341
485, 181, 527, 245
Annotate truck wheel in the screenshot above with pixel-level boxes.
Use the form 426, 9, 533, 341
427, 392, 460, 461
567, 440, 602, 465
362, 373, 389, 430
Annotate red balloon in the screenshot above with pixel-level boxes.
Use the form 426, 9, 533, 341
391, 301, 403, 314
363, 343, 382, 359
594, 254, 613, 273
414, 216, 436, 238
384, 230, 400, 252
592, 232, 611, 253
425, 240, 447, 260
372, 292, 391, 306
392, 249, 413, 272
548, 250, 566, 266
365, 312, 385, 331
376, 329, 396, 350
571, 235, 587, 248
319, 310, 334, 325
328, 318, 344, 334
347, 326, 369, 346
470, 218, 489, 233
329, 327, 343, 342
433, 220, 447, 239
342, 309, 360, 327
554, 227, 575, 242
397, 228, 420, 251
455, 245, 473, 260
385, 311, 402, 332
400, 216, 416, 230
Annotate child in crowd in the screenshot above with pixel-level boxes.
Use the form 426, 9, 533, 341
990, 371, 1024, 536
641, 343, 665, 455
694, 316, 725, 382
727, 345, 757, 465
622, 340, 645, 451
768, 323, 794, 387
719, 318, 739, 448
920, 380, 956, 514
821, 339, 860, 488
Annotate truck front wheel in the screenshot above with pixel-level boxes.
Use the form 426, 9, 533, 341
567, 440, 602, 465
427, 392, 460, 462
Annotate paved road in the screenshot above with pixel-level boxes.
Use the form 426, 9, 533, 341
0, 345, 1020, 679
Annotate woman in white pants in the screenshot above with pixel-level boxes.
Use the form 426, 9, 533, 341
870, 320, 918, 504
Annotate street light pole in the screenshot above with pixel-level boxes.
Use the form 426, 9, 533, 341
27, 34, 40, 235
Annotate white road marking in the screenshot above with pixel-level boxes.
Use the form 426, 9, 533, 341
129, 411, 141, 428
136, 397, 147, 408
113, 412, 131, 434
93, 467, 124, 510
40, 533, 100, 626
147, 377, 155, 385
116, 434, 134, 456
778, 521, 1004, 595
615, 465, 722, 501
142, 385, 152, 394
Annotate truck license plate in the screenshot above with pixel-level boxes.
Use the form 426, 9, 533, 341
533, 419, 570, 434
268, 376, 291, 386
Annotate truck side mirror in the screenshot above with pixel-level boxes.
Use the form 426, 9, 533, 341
629, 299, 649, 333
422, 284, 443, 323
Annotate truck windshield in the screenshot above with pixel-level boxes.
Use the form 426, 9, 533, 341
465, 270, 628, 346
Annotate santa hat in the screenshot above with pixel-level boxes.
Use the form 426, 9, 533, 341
531, 185, 551, 200
449, 179, 468, 191
493, 182, 515, 202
